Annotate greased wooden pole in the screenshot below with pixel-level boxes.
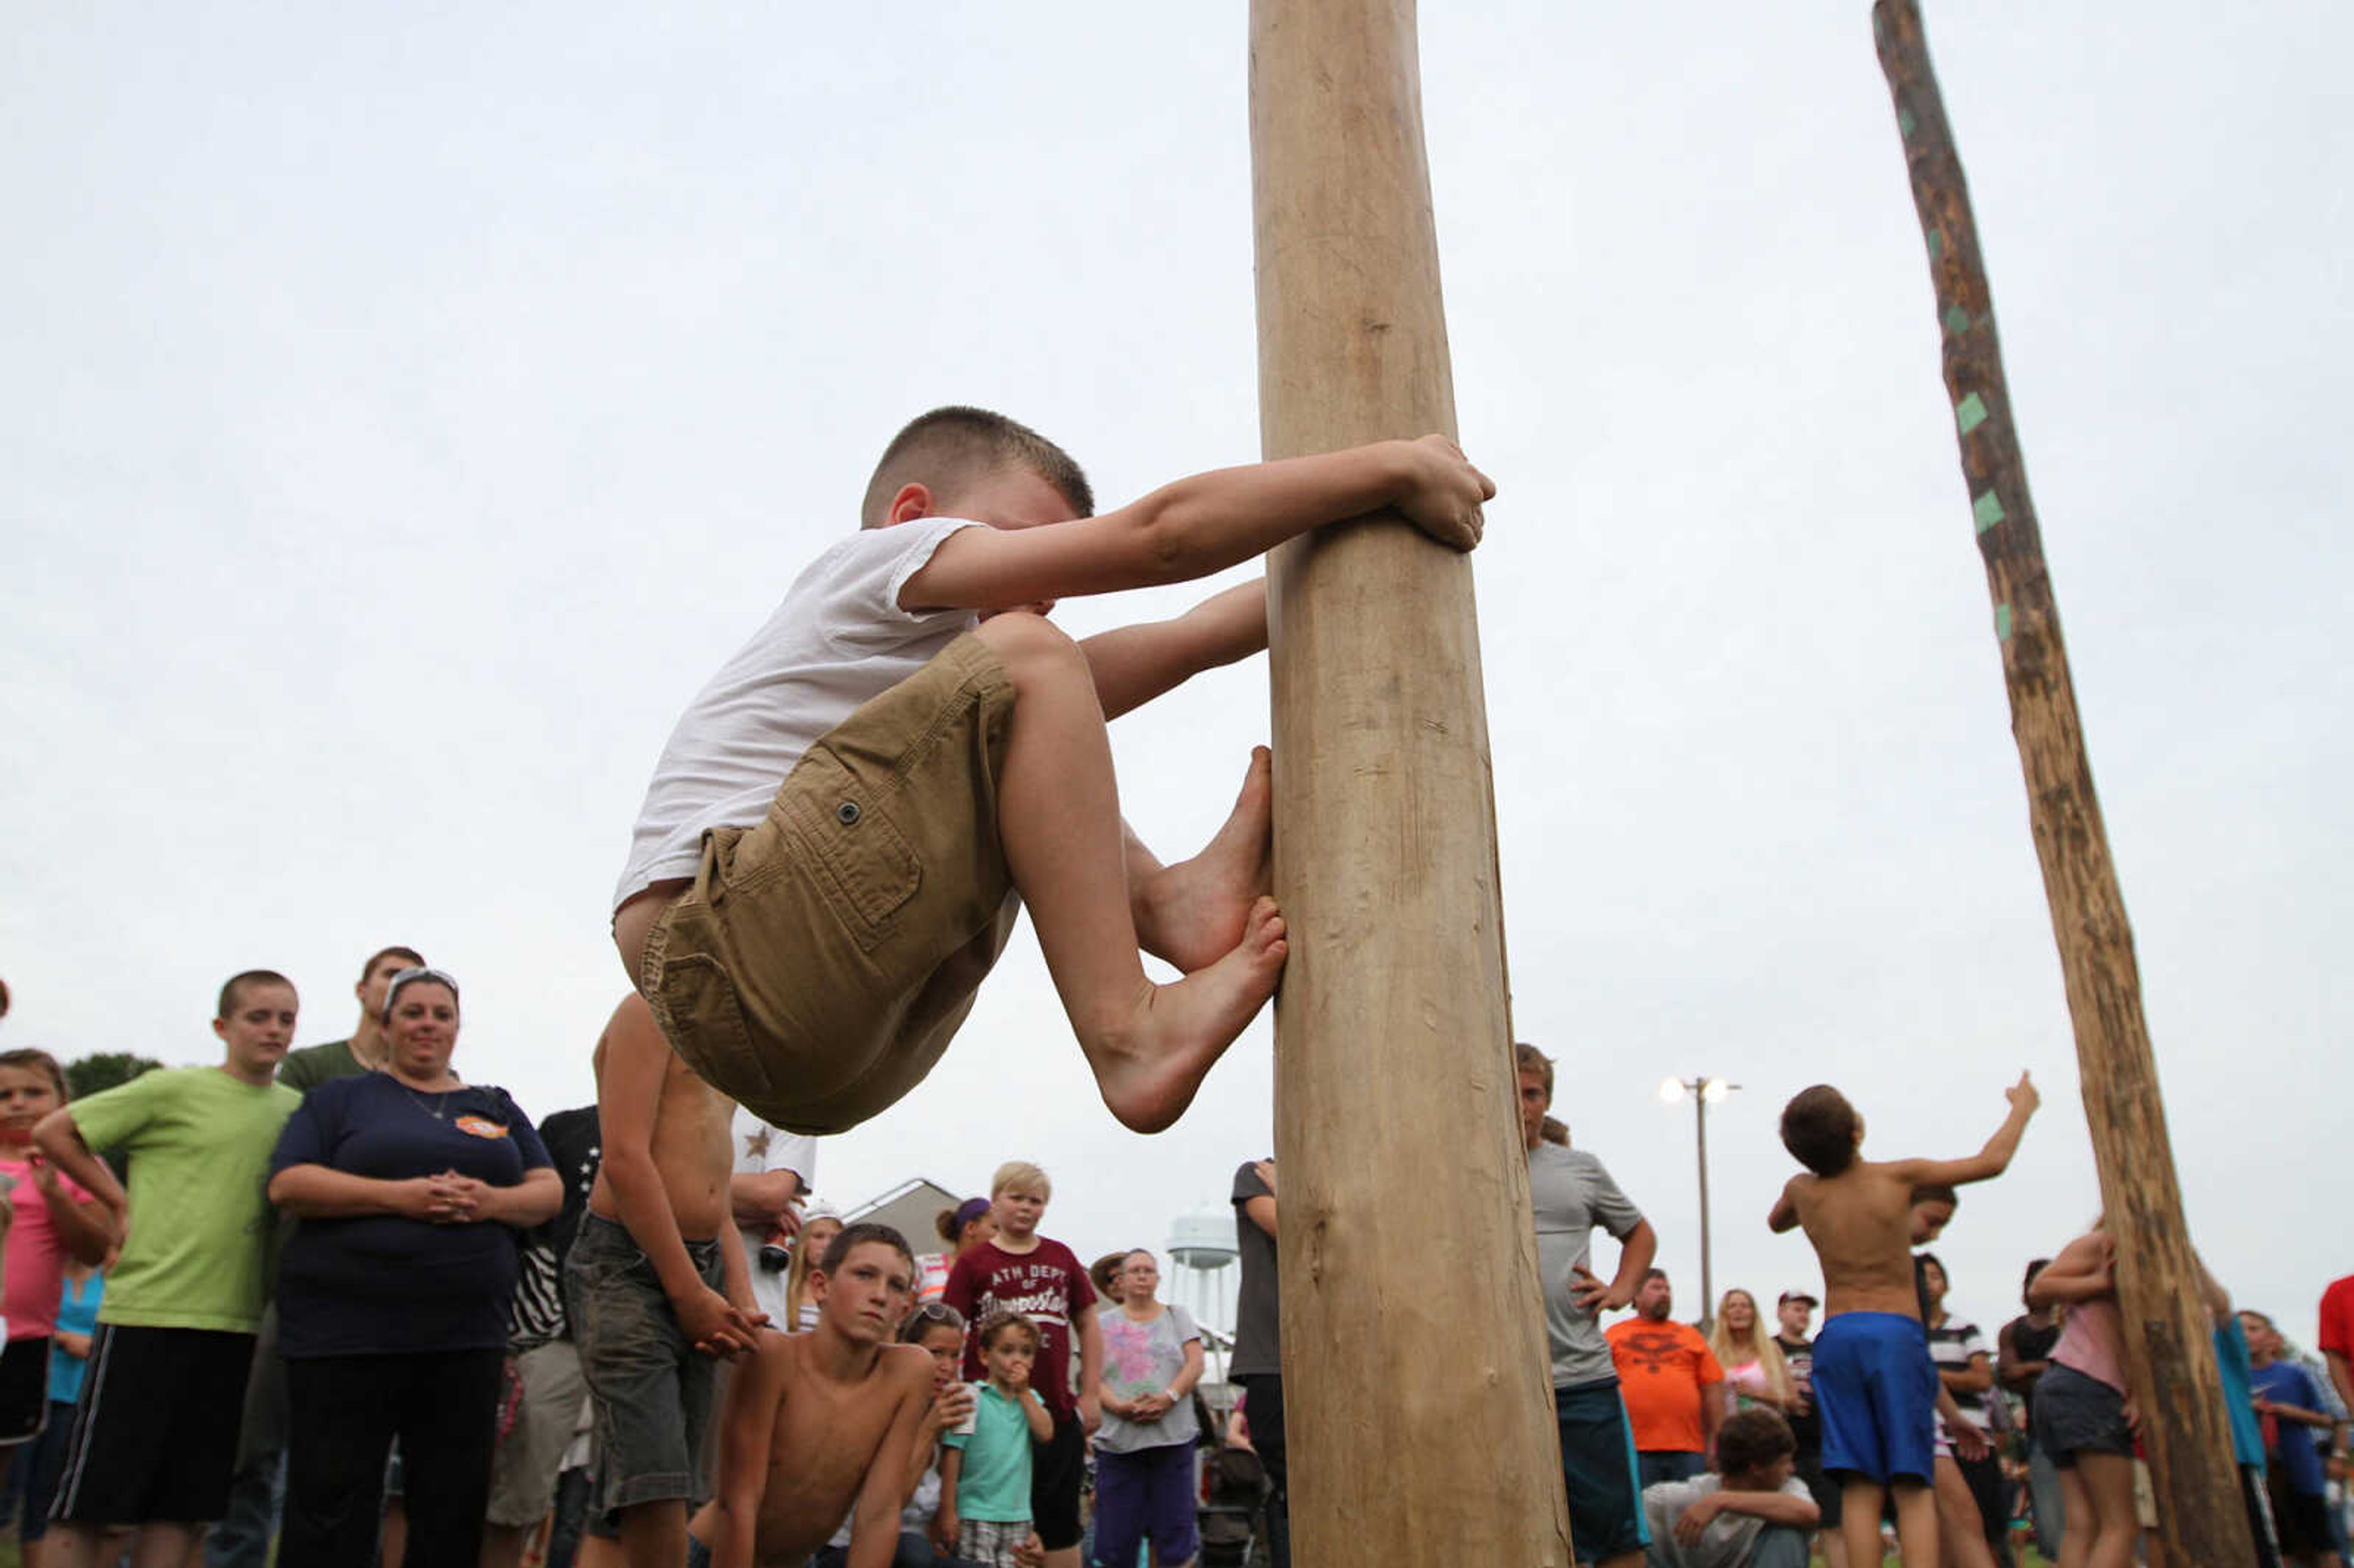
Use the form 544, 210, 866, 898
1872, 4, 2253, 1558
1249, 2, 1573, 1562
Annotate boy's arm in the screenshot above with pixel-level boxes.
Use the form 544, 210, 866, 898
1767, 1178, 1802, 1235
1079, 580, 1266, 721
31, 1161, 116, 1265
598, 1003, 761, 1358
844, 1357, 928, 1568
31, 1109, 126, 1224
1018, 1386, 1055, 1442
717, 1219, 761, 1319
1674, 1483, 1820, 1543
899, 436, 1492, 613
1892, 1071, 2040, 1190
1571, 1219, 1658, 1316
708, 1336, 786, 1568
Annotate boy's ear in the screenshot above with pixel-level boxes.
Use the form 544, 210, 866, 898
884, 482, 934, 527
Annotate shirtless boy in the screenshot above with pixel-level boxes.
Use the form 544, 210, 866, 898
612, 406, 1493, 1136
569, 995, 766, 1568
689, 1223, 933, 1568
1767, 1073, 2038, 1568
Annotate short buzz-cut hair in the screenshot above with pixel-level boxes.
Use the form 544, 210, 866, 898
1715, 1407, 1797, 1479
1912, 1182, 1960, 1209
819, 1221, 915, 1277
218, 970, 295, 1019
1781, 1084, 1859, 1176
859, 406, 1094, 530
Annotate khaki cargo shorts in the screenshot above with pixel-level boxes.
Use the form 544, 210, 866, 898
639, 632, 1021, 1134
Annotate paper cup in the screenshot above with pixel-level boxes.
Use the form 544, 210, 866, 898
951, 1382, 981, 1435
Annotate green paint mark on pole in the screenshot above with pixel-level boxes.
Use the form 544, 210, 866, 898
1973, 490, 2005, 531
1927, 228, 1945, 261
1899, 107, 1919, 138
1995, 603, 2014, 641
1944, 303, 1972, 335
1956, 391, 1989, 434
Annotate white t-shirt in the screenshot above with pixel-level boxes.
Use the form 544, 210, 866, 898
1641, 1474, 1815, 1568
614, 516, 986, 909
730, 1105, 817, 1328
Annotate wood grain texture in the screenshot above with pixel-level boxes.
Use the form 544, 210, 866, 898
1249, 1, 1572, 1562
1872, 4, 2253, 1558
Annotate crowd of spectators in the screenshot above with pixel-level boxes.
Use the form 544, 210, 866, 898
0, 967, 2344, 1568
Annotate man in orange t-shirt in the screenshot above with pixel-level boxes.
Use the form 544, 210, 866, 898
1606, 1268, 1726, 1488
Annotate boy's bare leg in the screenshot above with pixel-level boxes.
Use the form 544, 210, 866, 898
127, 1526, 199, 1568
1840, 1479, 1890, 1568
1128, 748, 1274, 972
1891, 1478, 1940, 1568
618, 1499, 687, 1568
975, 614, 1287, 1133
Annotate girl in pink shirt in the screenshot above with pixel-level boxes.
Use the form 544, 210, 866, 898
0, 1050, 112, 1484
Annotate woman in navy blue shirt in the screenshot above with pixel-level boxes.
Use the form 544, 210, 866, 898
268, 969, 559, 1568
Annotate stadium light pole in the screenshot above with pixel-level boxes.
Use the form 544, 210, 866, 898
1659, 1076, 1738, 1323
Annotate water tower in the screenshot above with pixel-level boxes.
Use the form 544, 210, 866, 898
1165, 1206, 1240, 1380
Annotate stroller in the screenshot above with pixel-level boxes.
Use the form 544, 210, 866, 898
1197, 1437, 1272, 1567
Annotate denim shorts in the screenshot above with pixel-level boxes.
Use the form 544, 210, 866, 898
2030, 1362, 2132, 1465
565, 1212, 725, 1524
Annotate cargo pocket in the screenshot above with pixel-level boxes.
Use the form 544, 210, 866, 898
782, 746, 923, 951
653, 951, 771, 1109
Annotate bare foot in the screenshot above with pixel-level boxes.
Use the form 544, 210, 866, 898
1140, 747, 1273, 971
1092, 897, 1287, 1133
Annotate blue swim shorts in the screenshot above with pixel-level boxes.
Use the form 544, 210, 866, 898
1812, 1311, 1937, 1485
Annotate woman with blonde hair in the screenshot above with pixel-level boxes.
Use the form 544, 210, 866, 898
1707, 1288, 1797, 1413
780, 1205, 844, 1332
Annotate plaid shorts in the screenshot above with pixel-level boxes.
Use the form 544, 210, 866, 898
957, 1517, 1034, 1568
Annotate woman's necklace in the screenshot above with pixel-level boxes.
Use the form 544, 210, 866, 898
397, 1079, 454, 1121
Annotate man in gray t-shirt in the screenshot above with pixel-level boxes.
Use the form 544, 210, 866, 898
1520, 1044, 1659, 1568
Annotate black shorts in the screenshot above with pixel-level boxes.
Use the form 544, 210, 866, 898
1029, 1407, 1086, 1551
0, 1338, 52, 1445
2269, 1472, 2333, 1558
1794, 1447, 1843, 1525
52, 1325, 256, 1525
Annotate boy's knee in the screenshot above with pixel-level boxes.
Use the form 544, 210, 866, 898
972, 612, 1084, 682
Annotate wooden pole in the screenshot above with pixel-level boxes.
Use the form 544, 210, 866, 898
1871, 5, 2255, 1558
1249, 3, 1572, 1564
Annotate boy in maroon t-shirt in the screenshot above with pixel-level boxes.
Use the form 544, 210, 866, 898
942, 1162, 1100, 1568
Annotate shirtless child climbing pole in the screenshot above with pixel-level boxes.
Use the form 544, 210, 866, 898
1767, 1072, 2039, 1568
688, 1223, 934, 1568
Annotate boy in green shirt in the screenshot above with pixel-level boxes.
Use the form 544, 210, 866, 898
33, 969, 303, 1568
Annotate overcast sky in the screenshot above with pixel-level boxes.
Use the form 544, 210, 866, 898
7, 3, 2347, 1354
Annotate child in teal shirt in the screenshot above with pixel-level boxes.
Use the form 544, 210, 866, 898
937, 1312, 1051, 1568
